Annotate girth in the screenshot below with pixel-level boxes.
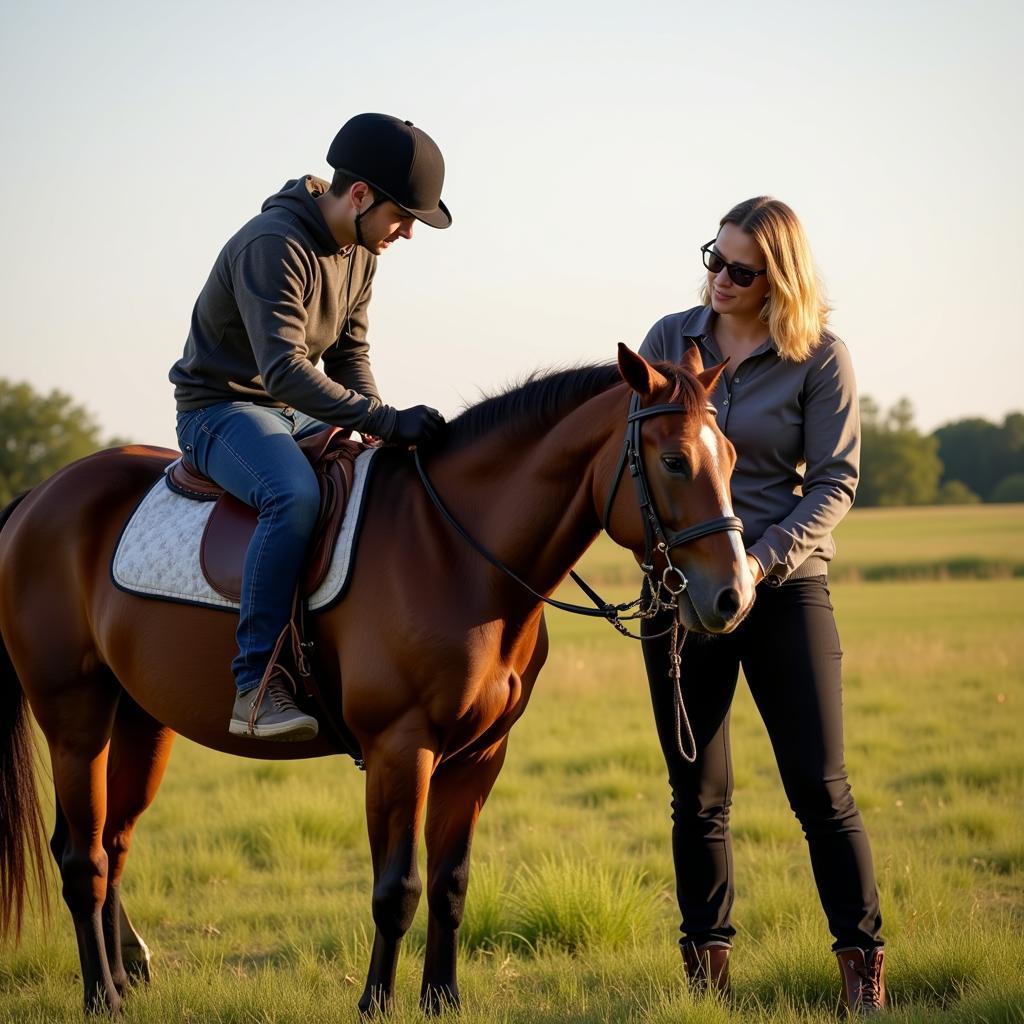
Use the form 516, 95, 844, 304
166, 427, 367, 602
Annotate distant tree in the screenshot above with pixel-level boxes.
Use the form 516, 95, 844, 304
1003, 412, 1024, 450
859, 395, 881, 430
0, 379, 110, 505
857, 396, 942, 507
935, 480, 981, 505
990, 473, 1024, 503
932, 418, 1003, 498
933, 412, 1024, 500
998, 413, 1024, 496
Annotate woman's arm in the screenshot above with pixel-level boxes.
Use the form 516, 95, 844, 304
746, 338, 860, 583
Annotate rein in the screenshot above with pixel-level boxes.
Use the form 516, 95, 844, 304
413, 448, 660, 629
412, 391, 744, 763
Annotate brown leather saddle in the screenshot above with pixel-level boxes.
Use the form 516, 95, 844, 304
166, 427, 368, 602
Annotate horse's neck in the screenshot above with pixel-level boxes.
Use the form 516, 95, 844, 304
433, 387, 627, 601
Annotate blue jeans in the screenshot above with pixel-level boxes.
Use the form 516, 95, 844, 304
176, 402, 331, 694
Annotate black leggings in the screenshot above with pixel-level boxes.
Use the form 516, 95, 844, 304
642, 575, 883, 951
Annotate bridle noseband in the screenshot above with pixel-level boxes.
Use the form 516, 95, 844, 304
602, 393, 743, 596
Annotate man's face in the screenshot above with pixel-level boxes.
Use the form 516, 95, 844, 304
359, 199, 415, 254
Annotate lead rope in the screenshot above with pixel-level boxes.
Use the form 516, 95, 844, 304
670, 619, 697, 764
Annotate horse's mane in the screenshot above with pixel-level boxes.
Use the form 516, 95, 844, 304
438, 359, 704, 453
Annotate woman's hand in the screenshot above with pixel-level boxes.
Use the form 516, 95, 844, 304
746, 553, 765, 585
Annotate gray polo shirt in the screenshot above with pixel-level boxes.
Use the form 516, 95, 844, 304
639, 305, 859, 584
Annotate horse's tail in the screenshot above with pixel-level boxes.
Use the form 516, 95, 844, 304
0, 492, 52, 942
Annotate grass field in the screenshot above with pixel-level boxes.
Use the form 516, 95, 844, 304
572, 504, 1024, 584
1, 507, 1023, 1022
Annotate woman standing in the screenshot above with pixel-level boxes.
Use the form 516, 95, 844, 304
639, 197, 885, 1014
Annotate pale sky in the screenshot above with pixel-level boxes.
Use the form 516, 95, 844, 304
1, 0, 1021, 448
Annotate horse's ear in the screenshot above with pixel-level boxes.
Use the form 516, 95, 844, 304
617, 343, 669, 397
696, 358, 729, 394
681, 343, 704, 377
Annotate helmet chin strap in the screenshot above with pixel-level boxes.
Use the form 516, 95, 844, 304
353, 193, 386, 249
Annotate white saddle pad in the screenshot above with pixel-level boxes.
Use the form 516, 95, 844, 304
112, 448, 378, 613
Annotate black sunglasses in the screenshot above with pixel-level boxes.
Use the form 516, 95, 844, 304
701, 241, 768, 288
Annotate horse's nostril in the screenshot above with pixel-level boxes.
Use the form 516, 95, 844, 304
716, 587, 741, 619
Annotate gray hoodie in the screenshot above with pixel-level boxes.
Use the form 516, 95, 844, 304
170, 175, 398, 437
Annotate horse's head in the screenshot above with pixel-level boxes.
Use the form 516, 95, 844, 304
602, 343, 755, 634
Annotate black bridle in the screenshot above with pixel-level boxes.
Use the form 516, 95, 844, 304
603, 393, 743, 594
412, 391, 743, 632
412, 390, 745, 765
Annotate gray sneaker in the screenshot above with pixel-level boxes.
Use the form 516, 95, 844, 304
229, 676, 319, 741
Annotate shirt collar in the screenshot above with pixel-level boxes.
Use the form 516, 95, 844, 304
686, 304, 779, 361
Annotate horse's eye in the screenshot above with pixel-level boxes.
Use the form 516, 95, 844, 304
660, 454, 691, 477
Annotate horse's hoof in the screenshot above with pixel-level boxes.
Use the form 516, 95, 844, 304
421, 984, 461, 1016
84, 986, 123, 1017
123, 951, 153, 985
357, 988, 392, 1018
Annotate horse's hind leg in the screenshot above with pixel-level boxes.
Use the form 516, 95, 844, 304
420, 739, 508, 1014
34, 669, 123, 1014
49, 740, 163, 995
51, 798, 151, 992
101, 693, 176, 993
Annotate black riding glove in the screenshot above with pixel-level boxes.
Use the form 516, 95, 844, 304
389, 405, 446, 446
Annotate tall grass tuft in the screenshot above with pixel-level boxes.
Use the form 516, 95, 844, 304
509, 854, 658, 953
460, 860, 513, 951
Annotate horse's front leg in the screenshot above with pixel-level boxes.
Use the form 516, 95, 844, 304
420, 739, 508, 1014
358, 719, 434, 1017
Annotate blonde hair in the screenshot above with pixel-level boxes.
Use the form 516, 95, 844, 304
701, 197, 830, 362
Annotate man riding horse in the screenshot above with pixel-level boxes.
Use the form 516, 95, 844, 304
169, 113, 451, 742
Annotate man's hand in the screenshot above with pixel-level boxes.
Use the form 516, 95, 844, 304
390, 405, 446, 446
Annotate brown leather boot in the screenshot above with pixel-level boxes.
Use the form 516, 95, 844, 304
681, 940, 730, 996
836, 947, 886, 1014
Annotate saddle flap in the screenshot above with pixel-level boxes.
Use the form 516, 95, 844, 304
199, 494, 251, 602
198, 436, 366, 602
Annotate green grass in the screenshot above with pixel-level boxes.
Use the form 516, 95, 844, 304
1, 517, 1023, 1021
832, 504, 1024, 580
571, 503, 1024, 585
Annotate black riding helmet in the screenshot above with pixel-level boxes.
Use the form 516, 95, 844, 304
327, 113, 452, 240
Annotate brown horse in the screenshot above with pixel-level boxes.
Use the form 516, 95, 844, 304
0, 344, 753, 1015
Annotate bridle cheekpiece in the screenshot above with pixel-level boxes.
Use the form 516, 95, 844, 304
601, 393, 743, 594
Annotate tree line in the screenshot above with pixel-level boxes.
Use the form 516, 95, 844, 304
859, 397, 1024, 507
0, 380, 126, 506
1, 378, 1022, 508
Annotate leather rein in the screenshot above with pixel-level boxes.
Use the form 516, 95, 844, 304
412, 392, 743, 638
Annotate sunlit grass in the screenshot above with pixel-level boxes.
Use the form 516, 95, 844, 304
1, 571, 1021, 1021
